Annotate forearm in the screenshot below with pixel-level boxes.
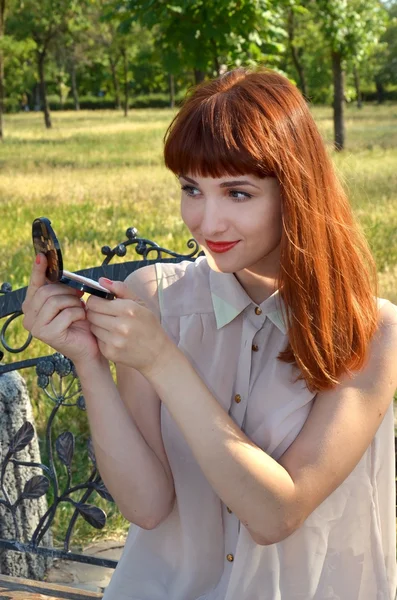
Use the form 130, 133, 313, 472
145, 344, 298, 545
74, 356, 174, 529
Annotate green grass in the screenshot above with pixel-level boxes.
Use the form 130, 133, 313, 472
0, 104, 396, 550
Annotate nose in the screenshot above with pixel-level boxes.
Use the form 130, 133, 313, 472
200, 197, 230, 238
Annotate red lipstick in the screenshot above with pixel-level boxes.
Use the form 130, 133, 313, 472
205, 240, 240, 253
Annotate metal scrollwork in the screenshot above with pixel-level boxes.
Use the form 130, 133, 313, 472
101, 226, 202, 263
0, 352, 116, 567
1, 310, 32, 354
0, 282, 12, 294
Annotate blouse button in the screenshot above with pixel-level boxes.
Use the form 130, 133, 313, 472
226, 554, 234, 562
226, 506, 232, 513
234, 394, 241, 403
254, 307, 262, 315
252, 344, 259, 352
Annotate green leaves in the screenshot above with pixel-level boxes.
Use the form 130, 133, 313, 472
315, 0, 388, 61
166, 4, 183, 14
112, 0, 287, 76
2, 0, 396, 121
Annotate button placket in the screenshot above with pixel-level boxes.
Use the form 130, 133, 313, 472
223, 313, 258, 565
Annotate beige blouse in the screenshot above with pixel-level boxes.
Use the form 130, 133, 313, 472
103, 256, 397, 600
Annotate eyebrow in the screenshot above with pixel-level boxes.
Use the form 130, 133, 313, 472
179, 175, 261, 191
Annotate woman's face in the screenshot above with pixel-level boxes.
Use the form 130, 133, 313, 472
179, 173, 283, 280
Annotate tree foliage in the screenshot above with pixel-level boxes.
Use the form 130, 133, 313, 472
315, 0, 388, 64
0, 0, 395, 136
113, 0, 287, 78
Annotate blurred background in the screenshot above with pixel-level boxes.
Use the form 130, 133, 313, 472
0, 0, 396, 557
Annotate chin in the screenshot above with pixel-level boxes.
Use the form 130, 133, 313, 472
203, 251, 242, 274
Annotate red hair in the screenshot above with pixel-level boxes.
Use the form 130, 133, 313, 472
163, 67, 379, 393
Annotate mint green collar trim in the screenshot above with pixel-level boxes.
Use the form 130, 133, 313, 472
211, 292, 287, 335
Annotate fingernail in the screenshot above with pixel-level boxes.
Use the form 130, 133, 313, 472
100, 278, 113, 285
35, 254, 41, 265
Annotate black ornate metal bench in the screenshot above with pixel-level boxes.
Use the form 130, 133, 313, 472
0, 227, 203, 599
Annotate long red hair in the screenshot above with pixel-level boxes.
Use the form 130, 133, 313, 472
163, 67, 379, 393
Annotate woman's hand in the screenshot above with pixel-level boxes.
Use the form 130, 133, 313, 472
85, 277, 172, 377
22, 253, 102, 365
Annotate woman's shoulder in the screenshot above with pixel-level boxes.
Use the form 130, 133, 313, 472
367, 298, 397, 393
367, 298, 397, 365
123, 256, 212, 319
376, 297, 397, 330
156, 256, 213, 318
155, 255, 209, 286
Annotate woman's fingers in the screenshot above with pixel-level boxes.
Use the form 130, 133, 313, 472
86, 295, 127, 315
24, 253, 48, 305
86, 310, 116, 332
24, 284, 82, 320
88, 323, 113, 345
24, 290, 84, 333
39, 306, 87, 342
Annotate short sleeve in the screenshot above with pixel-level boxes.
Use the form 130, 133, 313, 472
123, 264, 161, 322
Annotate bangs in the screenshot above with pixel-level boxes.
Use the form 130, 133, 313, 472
163, 89, 276, 179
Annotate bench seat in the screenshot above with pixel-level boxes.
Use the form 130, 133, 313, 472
0, 574, 102, 599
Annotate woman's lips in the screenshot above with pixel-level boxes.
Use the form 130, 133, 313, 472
205, 240, 240, 253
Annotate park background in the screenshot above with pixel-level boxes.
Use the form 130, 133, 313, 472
0, 0, 397, 580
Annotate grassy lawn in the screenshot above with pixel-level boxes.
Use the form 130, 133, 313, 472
0, 104, 396, 550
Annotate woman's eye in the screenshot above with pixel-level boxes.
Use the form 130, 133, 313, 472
229, 190, 252, 201
181, 185, 200, 197
180, 185, 252, 201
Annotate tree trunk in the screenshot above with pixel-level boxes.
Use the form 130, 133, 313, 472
287, 8, 308, 101
331, 50, 344, 151
375, 77, 385, 104
109, 57, 121, 109
37, 51, 52, 129
58, 80, 63, 108
0, 0, 6, 142
122, 49, 128, 117
169, 73, 175, 108
210, 39, 220, 76
33, 83, 41, 111
70, 60, 79, 111
194, 69, 205, 85
353, 63, 362, 109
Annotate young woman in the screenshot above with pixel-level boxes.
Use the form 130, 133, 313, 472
22, 67, 397, 600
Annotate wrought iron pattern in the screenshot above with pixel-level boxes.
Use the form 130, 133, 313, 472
0, 228, 203, 568
100, 226, 201, 264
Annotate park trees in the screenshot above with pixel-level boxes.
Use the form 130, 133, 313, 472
0, 0, 395, 140
284, 0, 310, 100
0, 0, 36, 139
8, 0, 83, 128
315, 0, 388, 150
53, 5, 95, 111
361, 1, 397, 104
115, 0, 287, 84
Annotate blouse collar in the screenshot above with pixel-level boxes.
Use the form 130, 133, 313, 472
209, 267, 288, 334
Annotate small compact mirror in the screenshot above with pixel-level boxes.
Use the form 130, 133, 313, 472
32, 217, 115, 300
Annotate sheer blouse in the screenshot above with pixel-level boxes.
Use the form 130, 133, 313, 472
103, 256, 397, 600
